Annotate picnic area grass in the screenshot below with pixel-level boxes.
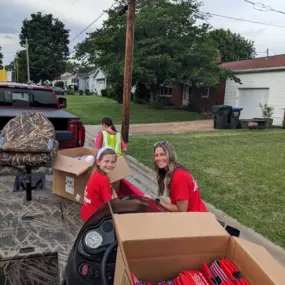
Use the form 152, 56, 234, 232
64, 95, 200, 124
127, 129, 285, 248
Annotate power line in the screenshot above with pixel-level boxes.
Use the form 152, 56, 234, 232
203, 12, 285, 28
69, 2, 116, 43
244, 0, 285, 15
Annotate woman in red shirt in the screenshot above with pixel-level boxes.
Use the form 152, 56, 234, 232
145, 141, 207, 212
80, 146, 118, 222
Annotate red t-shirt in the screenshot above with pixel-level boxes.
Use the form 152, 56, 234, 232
80, 171, 113, 222
169, 169, 207, 212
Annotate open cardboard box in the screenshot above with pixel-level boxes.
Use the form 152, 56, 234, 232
52, 147, 130, 203
113, 212, 285, 285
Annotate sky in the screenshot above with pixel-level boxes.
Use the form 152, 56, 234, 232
1, 0, 285, 65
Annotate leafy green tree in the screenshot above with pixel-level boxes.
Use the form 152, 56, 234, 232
4, 61, 14, 71
19, 12, 70, 82
64, 61, 80, 74
75, 0, 239, 102
209, 28, 256, 63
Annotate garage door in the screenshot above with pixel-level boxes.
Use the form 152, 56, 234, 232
97, 79, 105, 96
238, 88, 269, 119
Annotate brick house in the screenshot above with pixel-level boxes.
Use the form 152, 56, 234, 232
158, 56, 225, 112
157, 81, 225, 112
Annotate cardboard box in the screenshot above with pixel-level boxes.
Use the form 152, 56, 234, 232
52, 147, 131, 203
113, 212, 285, 285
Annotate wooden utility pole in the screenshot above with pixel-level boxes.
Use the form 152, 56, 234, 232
26, 37, 31, 82
121, 0, 136, 143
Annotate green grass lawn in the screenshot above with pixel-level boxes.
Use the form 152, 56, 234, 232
63, 95, 199, 124
127, 129, 285, 248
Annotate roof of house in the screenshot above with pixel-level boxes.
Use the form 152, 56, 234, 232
60, 73, 73, 80
220, 54, 285, 71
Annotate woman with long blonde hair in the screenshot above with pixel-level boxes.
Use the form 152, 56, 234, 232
145, 141, 207, 212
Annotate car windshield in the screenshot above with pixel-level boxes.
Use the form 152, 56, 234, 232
0, 87, 58, 108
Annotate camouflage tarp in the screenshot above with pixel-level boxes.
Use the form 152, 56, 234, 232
0, 111, 55, 153
0, 144, 58, 167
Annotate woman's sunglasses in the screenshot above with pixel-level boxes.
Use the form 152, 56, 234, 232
153, 141, 169, 147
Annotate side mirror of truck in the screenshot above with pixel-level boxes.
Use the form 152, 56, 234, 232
58, 97, 67, 109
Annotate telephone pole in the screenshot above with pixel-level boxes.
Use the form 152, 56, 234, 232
121, 0, 136, 143
26, 37, 30, 82
266, 48, 269, 57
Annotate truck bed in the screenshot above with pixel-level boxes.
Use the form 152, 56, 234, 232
0, 168, 83, 285
0, 164, 147, 285
0, 108, 79, 142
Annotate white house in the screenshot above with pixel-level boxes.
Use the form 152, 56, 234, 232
76, 68, 107, 95
221, 55, 285, 126
52, 72, 76, 88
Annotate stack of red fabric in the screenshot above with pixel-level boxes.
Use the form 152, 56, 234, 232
130, 259, 250, 285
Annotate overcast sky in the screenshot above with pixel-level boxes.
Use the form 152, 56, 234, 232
1, 0, 285, 65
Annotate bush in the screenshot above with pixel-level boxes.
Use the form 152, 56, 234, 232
67, 88, 74, 95
79, 90, 84, 95
259, 103, 274, 119
134, 82, 150, 103
85, 89, 90, 95
101, 89, 108, 97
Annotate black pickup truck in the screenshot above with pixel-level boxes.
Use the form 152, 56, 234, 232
0, 82, 85, 148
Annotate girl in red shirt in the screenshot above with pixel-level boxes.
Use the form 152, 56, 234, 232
145, 141, 207, 212
80, 146, 118, 222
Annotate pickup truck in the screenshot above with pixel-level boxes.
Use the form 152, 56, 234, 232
0, 82, 85, 149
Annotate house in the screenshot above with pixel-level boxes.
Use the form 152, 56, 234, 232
155, 82, 225, 113
52, 72, 77, 88
221, 54, 285, 126
75, 68, 107, 95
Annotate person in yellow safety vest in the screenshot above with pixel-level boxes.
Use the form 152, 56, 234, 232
94, 117, 127, 155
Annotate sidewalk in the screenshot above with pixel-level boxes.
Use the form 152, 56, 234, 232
85, 120, 214, 137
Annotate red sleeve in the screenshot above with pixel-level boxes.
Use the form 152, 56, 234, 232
100, 177, 113, 202
95, 131, 103, 149
171, 170, 193, 201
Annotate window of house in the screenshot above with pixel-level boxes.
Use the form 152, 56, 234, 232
160, 86, 172, 97
201, 88, 209, 98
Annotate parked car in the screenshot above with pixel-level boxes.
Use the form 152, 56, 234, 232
53, 86, 66, 95
0, 82, 85, 149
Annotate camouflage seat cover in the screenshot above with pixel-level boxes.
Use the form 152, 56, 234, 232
0, 111, 55, 153
0, 141, 58, 167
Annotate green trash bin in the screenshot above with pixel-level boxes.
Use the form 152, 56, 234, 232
211, 105, 232, 129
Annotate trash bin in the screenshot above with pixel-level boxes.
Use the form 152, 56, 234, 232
230, 107, 243, 129
211, 105, 232, 129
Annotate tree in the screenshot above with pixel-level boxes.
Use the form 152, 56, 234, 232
209, 28, 256, 63
4, 61, 14, 71
64, 61, 80, 74
19, 12, 70, 82
15, 50, 28, 83
75, 0, 238, 103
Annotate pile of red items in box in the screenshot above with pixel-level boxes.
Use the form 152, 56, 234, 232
130, 259, 250, 285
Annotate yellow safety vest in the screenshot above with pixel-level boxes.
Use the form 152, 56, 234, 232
102, 131, 122, 156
